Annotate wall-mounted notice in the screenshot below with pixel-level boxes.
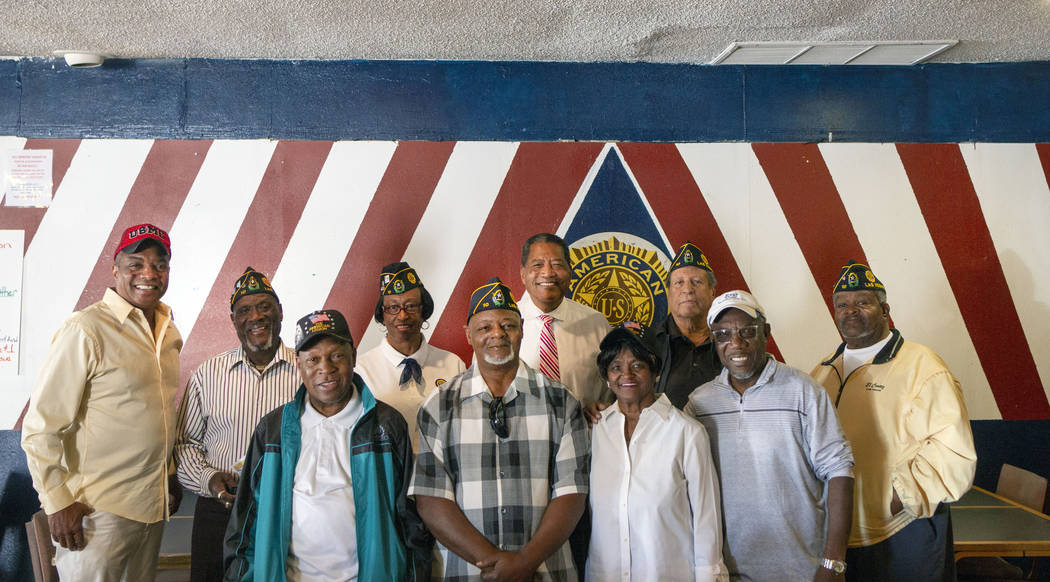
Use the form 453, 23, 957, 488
0, 230, 23, 375
3, 149, 53, 207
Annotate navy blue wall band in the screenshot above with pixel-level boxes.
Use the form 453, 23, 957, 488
2, 58, 1048, 141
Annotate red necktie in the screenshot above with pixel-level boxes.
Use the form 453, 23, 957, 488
538, 314, 560, 381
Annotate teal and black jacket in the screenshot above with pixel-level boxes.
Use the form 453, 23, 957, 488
223, 376, 432, 581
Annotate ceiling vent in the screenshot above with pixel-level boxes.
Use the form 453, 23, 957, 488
710, 40, 958, 65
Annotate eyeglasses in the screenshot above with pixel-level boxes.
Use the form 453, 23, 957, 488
489, 396, 509, 439
711, 325, 762, 344
382, 303, 422, 315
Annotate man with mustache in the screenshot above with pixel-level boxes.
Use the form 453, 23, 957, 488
686, 290, 854, 582
175, 267, 299, 581
22, 223, 183, 581
810, 262, 976, 582
410, 277, 590, 581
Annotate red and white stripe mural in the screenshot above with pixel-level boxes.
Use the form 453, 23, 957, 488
2, 138, 1049, 426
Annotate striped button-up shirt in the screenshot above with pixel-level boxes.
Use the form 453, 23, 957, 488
409, 361, 590, 582
175, 343, 299, 497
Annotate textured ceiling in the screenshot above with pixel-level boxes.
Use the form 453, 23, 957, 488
3, 0, 1050, 63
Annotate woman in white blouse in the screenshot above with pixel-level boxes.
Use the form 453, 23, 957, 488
587, 322, 728, 582
354, 262, 465, 451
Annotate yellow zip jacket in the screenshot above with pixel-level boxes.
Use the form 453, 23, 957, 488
810, 329, 976, 547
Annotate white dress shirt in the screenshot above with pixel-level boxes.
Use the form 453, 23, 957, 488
587, 394, 728, 582
518, 293, 611, 404
286, 392, 364, 582
355, 336, 465, 451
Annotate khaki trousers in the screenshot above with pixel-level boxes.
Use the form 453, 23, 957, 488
54, 510, 165, 582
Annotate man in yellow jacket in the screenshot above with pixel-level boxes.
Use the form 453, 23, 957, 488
810, 261, 976, 582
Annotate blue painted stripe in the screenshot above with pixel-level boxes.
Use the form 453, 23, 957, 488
2, 59, 1049, 141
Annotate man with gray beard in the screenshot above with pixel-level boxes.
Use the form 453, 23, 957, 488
410, 277, 591, 582
685, 290, 854, 582
175, 267, 299, 581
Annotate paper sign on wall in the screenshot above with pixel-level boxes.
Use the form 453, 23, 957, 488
0, 230, 23, 375
3, 150, 53, 207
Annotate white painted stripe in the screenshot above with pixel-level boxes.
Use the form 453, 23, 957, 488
820, 143, 1000, 419
15, 140, 154, 409
676, 143, 843, 370
165, 140, 278, 340
274, 140, 398, 346
0, 136, 27, 152
0, 137, 29, 206
358, 141, 519, 353
960, 143, 1050, 405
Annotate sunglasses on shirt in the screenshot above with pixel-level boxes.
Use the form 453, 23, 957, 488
489, 396, 509, 439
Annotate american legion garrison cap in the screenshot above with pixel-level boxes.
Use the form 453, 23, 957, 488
379, 262, 424, 296
230, 266, 279, 309
468, 277, 520, 321
833, 260, 885, 294
668, 241, 713, 274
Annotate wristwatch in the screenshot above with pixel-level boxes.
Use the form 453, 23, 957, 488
821, 558, 847, 575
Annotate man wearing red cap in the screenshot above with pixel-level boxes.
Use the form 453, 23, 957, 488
22, 223, 183, 581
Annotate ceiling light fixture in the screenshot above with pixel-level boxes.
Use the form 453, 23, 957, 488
53, 50, 106, 68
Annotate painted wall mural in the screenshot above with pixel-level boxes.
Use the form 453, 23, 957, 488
2, 137, 1048, 427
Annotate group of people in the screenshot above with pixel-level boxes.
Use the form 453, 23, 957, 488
20, 223, 977, 582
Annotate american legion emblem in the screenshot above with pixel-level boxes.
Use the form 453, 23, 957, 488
568, 236, 668, 327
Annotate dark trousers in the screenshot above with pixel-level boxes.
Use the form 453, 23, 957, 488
846, 503, 957, 582
569, 504, 591, 577
190, 496, 232, 582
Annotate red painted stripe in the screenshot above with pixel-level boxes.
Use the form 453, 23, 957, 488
429, 142, 606, 363
752, 143, 870, 315
74, 140, 213, 310
1037, 144, 1050, 191
0, 139, 81, 251
897, 143, 1050, 420
13, 402, 30, 430
324, 141, 456, 343
179, 141, 334, 391
618, 142, 784, 361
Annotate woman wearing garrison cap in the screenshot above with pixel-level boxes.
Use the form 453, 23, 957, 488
355, 261, 466, 450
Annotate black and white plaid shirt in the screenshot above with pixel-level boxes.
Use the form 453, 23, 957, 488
409, 361, 590, 581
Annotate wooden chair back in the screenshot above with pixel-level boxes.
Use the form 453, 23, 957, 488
24, 510, 59, 582
997, 463, 1049, 512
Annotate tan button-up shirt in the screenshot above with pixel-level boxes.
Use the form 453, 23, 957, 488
22, 288, 182, 523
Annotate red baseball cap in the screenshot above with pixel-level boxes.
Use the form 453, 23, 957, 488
113, 223, 171, 259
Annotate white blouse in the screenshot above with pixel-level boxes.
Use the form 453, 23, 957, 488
355, 336, 465, 451
587, 393, 729, 582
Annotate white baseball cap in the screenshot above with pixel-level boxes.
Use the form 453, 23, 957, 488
707, 290, 766, 327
